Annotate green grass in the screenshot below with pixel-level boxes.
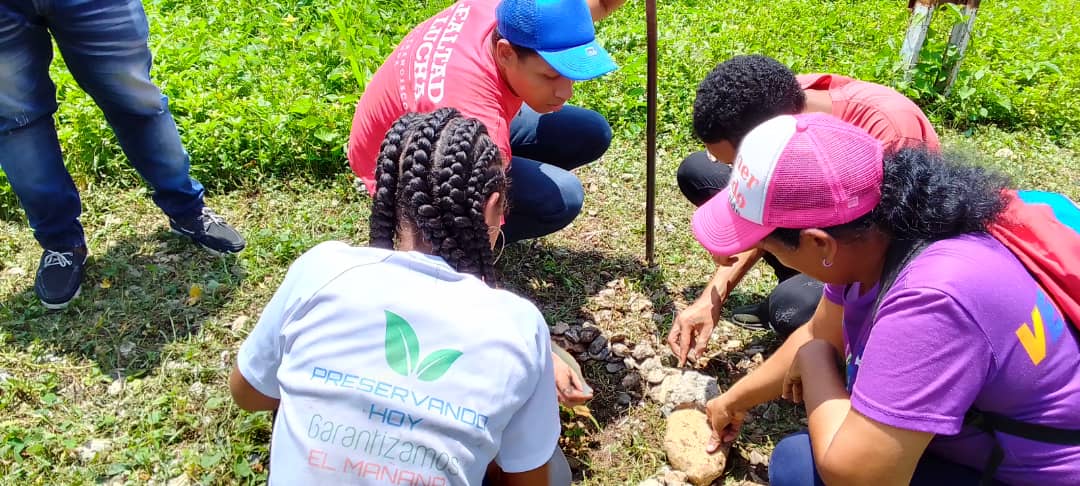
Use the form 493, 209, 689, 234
2, 0, 1080, 484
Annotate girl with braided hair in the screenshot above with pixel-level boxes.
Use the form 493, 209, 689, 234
230, 109, 569, 485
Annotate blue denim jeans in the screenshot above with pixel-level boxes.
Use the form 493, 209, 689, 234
0, 0, 204, 250
769, 431, 1002, 486
502, 104, 611, 243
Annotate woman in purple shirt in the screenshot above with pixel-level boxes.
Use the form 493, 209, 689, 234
691, 112, 1080, 485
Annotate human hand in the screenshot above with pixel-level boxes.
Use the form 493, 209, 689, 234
705, 394, 747, 453
553, 352, 593, 406
667, 296, 719, 367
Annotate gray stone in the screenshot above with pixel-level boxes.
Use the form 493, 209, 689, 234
632, 343, 656, 361
611, 343, 631, 358
605, 362, 626, 374
638, 356, 662, 373
76, 439, 112, 462
588, 335, 608, 354
658, 371, 720, 417
645, 367, 671, 385
579, 326, 602, 344
551, 321, 570, 335
663, 409, 729, 486
637, 480, 663, 486
616, 392, 633, 407
563, 327, 581, 344
591, 347, 611, 362
621, 373, 641, 389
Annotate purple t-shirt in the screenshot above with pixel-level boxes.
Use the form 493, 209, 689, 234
824, 233, 1080, 485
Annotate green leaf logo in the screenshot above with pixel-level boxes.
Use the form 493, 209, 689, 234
383, 310, 463, 381
415, 349, 463, 382
384, 311, 419, 377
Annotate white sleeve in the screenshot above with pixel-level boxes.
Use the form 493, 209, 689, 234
494, 308, 561, 473
236, 243, 337, 398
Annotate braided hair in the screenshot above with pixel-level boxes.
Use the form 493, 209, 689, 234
369, 108, 507, 283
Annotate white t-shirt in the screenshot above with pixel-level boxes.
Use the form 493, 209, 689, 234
238, 241, 559, 485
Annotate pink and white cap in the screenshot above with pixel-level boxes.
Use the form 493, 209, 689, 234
692, 113, 885, 256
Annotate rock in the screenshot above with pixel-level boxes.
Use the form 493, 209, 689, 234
591, 347, 612, 362
637, 479, 663, 486
621, 373, 641, 389
551, 321, 570, 335
638, 356, 662, 373
632, 343, 656, 361
107, 379, 124, 396
563, 327, 582, 344
748, 449, 769, 466
3, 267, 26, 276
616, 392, 633, 407
118, 342, 136, 358
994, 147, 1016, 159
567, 342, 587, 355
663, 409, 729, 486
607, 353, 624, 363
645, 367, 671, 385
630, 296, 652, 313
588, 335, 608, 354
660, 468, 690, 485
76, 438, 112, 462
576, 352, 591, 362
611, 343, 631, 358
657, 371, 720, 416
597, 288, 617, 300
189, 382, 205, 397
579, 326, 602, 344
605, 362, 625, 373
231, 315, 250, 332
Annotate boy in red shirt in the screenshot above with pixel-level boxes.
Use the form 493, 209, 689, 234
348, 0, 624, 243
669, 55, 939, 366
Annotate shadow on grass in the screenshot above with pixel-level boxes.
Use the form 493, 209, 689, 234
496, 240, 678, 480
0, 228, 242, 379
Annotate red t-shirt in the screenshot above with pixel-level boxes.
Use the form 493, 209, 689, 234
347, 0, 521, 195
798, 74, 940, 154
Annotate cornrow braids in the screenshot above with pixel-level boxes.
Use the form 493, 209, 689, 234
370, 112, 423, 249
367, 108, 507, 283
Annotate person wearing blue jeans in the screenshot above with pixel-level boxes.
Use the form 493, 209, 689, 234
503, 104, 612, 243
0, 0, 245, 309
769, 431, 1004, 486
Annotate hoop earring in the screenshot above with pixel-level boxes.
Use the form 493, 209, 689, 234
492, 229, 506, 264
822, 259, 833, 268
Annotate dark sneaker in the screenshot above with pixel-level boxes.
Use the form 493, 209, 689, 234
34, 245, 88, 310
730, 302, 771, 332
169, 207, 246, 256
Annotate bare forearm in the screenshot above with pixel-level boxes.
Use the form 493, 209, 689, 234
726, 323, 813, 410
701, 248, 763, 307
798, 346, 851, 464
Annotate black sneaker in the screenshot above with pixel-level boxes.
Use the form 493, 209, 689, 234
34, 245, 88, 310
730, 302, 771, 332
169, 207, 246, 256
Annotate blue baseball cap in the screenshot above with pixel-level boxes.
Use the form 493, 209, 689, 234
496, 0, 618, 81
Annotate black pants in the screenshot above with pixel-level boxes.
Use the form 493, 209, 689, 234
678, 151, 823, 338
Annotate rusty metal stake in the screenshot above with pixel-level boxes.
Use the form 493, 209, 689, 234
645, 0, 658, 267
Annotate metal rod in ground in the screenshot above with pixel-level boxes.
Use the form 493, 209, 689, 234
645, 0, 658, 267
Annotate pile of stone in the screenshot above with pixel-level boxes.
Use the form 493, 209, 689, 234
550, 321, 628, 375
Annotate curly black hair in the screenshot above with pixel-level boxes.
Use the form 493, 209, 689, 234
769, 147, 1011, 247
369, 108, 507, 283
692, 55, 806, 145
